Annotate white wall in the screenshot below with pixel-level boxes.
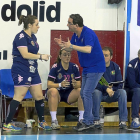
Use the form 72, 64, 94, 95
117, 0, 126, 30
0, 0, 125, 89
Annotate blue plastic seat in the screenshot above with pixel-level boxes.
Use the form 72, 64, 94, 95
0, 69, 32, 98
0, 69, 32, 123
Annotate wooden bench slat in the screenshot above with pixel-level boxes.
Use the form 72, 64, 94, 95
21, 100, 133, 126
21, 101, 132, 108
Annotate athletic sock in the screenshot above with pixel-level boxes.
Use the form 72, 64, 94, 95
50, 111, 57, 121
6, 100, 20, 124
35, 99, 45, 122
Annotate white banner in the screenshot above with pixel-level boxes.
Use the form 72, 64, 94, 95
130, 0, 140, 60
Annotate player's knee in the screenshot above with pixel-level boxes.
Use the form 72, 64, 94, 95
13, 93, 26, 102
48, 88, 59, 98
35, 95, 44, 100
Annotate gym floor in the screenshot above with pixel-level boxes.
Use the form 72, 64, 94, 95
1, 126, 140, 140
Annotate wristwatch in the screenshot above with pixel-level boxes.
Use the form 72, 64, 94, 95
70, 44, 73, 49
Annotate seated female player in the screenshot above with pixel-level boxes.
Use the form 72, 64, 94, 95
45, 49, 84, 129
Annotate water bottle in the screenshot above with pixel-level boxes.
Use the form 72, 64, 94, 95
99, 105, 105, 124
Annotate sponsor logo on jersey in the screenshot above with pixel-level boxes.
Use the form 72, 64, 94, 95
111, 70, 115, 75
71, 73, 75, 79
57, 73, 62, 79
57, 68, 61, 72
31, 41, 35, 46
28, 60, 34, 65
19, 33, 24, 39
28, 77, 32, 82
29, 66, 36, 73
18, 74, 23, 84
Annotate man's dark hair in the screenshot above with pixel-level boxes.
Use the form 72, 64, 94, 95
138, 49, 140, 55
69, 14, 84, 27
102, 46, 113, 56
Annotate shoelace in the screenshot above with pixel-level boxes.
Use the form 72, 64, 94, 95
94, 121, 100, 125
133, 118, 140, 124
42, 121, 48, 125
120, 122, 126, 125
77, 122, 82, 127
52, 120, 58, 125
76, 119, 83, 126
10, 123, 16, 127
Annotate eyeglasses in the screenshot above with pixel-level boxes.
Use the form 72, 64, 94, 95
62, 53, 71, 57
104, 54, 110, 57
68, 22, 74, 25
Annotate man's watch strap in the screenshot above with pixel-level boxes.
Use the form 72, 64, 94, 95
70, 44, 73, 49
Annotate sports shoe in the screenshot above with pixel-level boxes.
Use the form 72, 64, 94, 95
119, 121, 127, 129
76, 122, 90, 131
93, 120, 103, 129
3, 123, 22, 131
51, 120, 60, 130
38, 120, 52, 130
131, 118, 140, 129
73, 119, 83, 130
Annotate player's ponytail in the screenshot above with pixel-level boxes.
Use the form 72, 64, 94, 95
55, 49, 63, 64
18, 15, 26, 26
18, 15, 37, 30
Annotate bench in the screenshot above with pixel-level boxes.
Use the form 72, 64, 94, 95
21, 101, 132, 127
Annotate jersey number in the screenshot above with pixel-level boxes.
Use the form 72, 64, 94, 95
63, 75, 70, 81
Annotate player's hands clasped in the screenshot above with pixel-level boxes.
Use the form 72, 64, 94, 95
72, 77, 77, 88
61, 78, 70, 87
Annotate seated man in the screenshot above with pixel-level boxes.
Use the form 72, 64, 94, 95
45, 49, 84, 130
125, 49, 140, 128
92, 47, 128, 129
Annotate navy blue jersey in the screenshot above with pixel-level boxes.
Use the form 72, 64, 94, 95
12, 30, 39, 73
125, 57, 140, 89
48, 62, 81, 91
96, 61, 123, 95
71, 26, 105, 74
